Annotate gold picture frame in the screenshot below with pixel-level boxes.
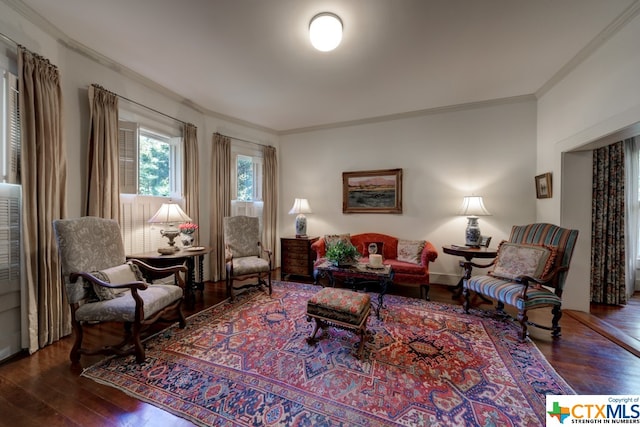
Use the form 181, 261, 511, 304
535, 172, 552, 199
342, 168, 403, 213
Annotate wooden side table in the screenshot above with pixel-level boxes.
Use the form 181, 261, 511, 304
442, 245, 497, 298
127, 246, 213, 306
281, 236, 319, 280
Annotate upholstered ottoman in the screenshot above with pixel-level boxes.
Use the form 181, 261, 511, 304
306, 287, 371, 358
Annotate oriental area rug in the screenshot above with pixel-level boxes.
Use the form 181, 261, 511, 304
82, 281, 574, 426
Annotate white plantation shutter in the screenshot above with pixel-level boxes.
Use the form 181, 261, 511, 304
119, 121, 138, 194
1, 70, 19, 184
0, 184, 22, 360
120, 195, 168, 254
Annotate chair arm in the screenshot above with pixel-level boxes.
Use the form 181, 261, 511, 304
466, 259, 496, 269
259, 242, 273, 268
420, 241, 438, 266
310, 238, 326, 258
519, 265, 569, 287
512, 265, 570, 300
129, 259, 187, 275
70, 271, 148, 291
224, 244, 233, 262
129, 259, 187, 290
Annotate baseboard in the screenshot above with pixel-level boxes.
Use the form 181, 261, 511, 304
565, 309, 640, 358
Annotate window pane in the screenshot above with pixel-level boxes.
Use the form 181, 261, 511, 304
139, 133, 170, 196
237, 155, 253, 201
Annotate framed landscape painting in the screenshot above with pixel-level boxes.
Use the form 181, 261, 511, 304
342, 168, 403, 213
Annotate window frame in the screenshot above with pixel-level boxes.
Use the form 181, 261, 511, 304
231, 142, 263, 203
118, 115, 183, 199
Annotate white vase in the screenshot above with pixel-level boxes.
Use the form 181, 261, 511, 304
181, 233, 194, 247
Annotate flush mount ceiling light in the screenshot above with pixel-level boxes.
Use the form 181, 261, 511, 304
309, 12, 343, 52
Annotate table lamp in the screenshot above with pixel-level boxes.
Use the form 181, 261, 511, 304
458, 196, 491, 247
288, 198, 312, 237
148, 202, 192, 254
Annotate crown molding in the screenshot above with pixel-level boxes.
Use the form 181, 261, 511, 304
536, 0, 640, 98
280, 95, 536, 136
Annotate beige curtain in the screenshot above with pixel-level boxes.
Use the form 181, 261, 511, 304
183, 123, 200, 242
210, 133, 231, 281
19, 46, 70, 352
262, 145, 278, 257
86, 84, 119, 219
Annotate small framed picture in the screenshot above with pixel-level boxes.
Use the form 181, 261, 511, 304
480, 236, 492, 248
535, 173, 552, 199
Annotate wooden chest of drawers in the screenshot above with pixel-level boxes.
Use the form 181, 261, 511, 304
281, 236, 319, 280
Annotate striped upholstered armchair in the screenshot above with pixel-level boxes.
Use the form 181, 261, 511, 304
463, 223, 579, 342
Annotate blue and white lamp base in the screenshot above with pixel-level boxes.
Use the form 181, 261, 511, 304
295, 214, 307, 237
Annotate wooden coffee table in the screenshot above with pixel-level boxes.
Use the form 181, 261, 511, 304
313, 260, 394, 320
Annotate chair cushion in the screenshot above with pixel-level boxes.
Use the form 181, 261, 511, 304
465, 275, 561, 310
229, 256, 270, 276
89, 262, 144, 300
307, 287, 370, 326
491, 241, 557, 281
397, 239, 425, 264
75, 284, 183, 322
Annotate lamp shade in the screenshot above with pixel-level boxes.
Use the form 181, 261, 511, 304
288, 198, 313, 215
148, 203, 192, 224
309, 13, 343, 52
458, 196, 491, 217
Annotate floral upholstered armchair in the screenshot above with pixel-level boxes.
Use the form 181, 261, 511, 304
223, 215, 273, 302
463, 223, 579, 342
53, 216, 187, 363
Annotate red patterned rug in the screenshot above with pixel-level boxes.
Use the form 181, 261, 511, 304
82, 281, 573, 426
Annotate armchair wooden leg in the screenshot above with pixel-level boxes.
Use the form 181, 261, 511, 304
517, 310, 528, 342
226, 275, 234, 302
267, 272, 272, 296
462, 287, 471, 313
70, 321, 83, 362
132, 323, 145, 363
178, 305, 186, 329
551, 305, 562, 338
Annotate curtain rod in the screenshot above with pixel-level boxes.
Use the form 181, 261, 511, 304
215, 132, 265, 147
0, 32, 19, 47
91, 84, 188, 127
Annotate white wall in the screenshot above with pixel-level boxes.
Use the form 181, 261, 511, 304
537, 12, 640, 311
279, 98, 537, 285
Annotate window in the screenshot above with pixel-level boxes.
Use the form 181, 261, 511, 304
236, 154, 262, 201
118, 118, 183, 255
119, 121, 182, 197
231, 143, 263, 219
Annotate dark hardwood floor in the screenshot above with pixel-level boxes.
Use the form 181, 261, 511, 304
1, 271, 639, 426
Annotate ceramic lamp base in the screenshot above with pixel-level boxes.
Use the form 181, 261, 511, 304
465, 216, 481, 247
295, 214, 307, 237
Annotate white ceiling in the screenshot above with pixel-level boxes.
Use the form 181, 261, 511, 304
15, 0, 639, 132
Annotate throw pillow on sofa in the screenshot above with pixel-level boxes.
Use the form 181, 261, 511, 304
324, 233, 351, 248
363, 241, 384, 257
397, 240, 425, 264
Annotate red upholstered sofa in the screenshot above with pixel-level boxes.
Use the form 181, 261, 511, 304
311, 233, 438, 299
